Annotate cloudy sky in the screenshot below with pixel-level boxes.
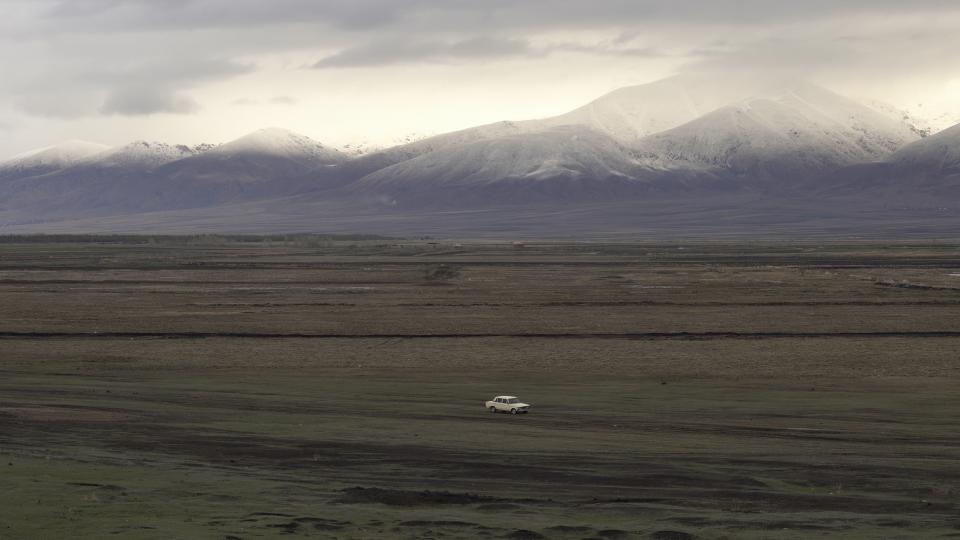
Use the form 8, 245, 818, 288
2, 0, 959, 158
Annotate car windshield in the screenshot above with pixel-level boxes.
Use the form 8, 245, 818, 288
507, 398, 519, 404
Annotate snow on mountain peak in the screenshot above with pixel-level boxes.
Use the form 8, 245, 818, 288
891, 122, 960, 172
353, 125, 643, 199
1, 140, 110, 173
631, 80, 922, 177
538, 76, 924, 155
538, 74, 776, 144
214, 128, 346, 164
90, 141, 210, 169
861, 98, 936, 138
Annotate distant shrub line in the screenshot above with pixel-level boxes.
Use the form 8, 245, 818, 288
0, 233, 391, 245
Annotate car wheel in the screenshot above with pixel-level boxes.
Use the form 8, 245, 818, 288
489, 406, 497, 413
510, 408, 517, 415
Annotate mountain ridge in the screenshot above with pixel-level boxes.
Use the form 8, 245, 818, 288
0, 140, 111, 181
0, 76, 956, 235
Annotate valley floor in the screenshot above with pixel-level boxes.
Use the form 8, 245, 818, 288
1, 238, 959, 539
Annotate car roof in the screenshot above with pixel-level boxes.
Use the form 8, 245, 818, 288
495, 395, 518, 399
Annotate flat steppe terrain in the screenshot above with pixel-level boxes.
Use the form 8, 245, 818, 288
1, 237, 960, 539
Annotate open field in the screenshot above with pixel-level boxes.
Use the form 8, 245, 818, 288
2, 237, 960, 539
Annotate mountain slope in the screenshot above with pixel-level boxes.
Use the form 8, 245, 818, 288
537, 75, 771, 144
862, 99, 935, 138
212, 128, 345, 165
346, 126, 732, 207
330, 78, 922, 201
342, 81, 921, 208
0, 140, 110, 180
889, 122, 960, 174
310, 76, 771, 200
832, 121, 960, 201
633, 82, 920, 182
148, 128, 349, 207
84, 141, 208, 169
0, 130, 350, 219
329, 121, 534, 185
0, 77, 947, 235
0, 141, 212, 216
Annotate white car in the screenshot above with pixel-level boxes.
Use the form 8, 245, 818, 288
485, 395, 530, 414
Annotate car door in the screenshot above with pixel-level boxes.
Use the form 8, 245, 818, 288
495, 398, 506, 411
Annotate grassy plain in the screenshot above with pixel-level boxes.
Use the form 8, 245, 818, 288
1, 237, 960, 539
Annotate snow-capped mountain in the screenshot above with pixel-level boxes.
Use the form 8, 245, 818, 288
633, 81, 920, 181
0, 75, 954, 235
337, 80, 922, 207
347, 126, 735, 207
862, 99, 935, 138
0, 140, 212, 216
788, 118, 960, 203
334, 79, 923, 202
890, 122, 960, 174
146, 129, 349, 208
350, 126, 639, 203
315, 76, 820, 190
210, 128, 345, 165
0, 140, 110, 180
337, 133, 431, 157
900, 104, 960, 135
85, 141, 212, 169
0, 129, 348, 219
303, 120, 545, 199
535, 74, 770, 144
339, 121, 534, 180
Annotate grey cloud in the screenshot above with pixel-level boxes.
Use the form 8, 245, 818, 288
313, 37, 534, 68
312, 36, 668, 68
83, 58, 254, 87
92, 59, 253, 116
680, 31, 960, 86
34, 0, 409, 33
8, 1, 959, 80
17, 92, 103, 119
447, 37, 533, 58
23, 0, 960, 36
11, 58, 252, 118
44, 0, 130, 19
100, 86, 200, 116
552, 43, 667, 58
